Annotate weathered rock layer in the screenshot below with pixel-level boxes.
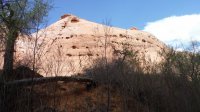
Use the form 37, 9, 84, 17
1, 14, 167, 76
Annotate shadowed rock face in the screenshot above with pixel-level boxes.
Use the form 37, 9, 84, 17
0, 66, 42, 80
1, 14, 167, 77
13, 66, 43, 80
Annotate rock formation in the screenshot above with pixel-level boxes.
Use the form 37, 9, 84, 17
1, 14, 167, 76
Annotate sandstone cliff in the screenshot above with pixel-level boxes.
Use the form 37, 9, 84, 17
2, 14, 167, 76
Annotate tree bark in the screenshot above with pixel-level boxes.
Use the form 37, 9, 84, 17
2, 29, 18, 80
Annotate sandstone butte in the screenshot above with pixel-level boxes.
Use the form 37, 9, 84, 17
0, 14, 168, 77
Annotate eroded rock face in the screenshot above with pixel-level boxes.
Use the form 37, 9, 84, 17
2, 14, 167, 76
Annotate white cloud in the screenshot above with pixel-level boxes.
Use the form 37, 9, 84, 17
143, 14, 200, 48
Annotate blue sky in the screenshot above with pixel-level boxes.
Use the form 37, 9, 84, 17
48, 0, 200, 48
49, 0, 200, 29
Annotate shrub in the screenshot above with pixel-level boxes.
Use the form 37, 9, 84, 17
84, 44, 200, 112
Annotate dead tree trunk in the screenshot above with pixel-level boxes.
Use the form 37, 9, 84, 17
5, 76, 94, 87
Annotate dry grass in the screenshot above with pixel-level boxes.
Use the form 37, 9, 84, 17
1, 81, 127, 112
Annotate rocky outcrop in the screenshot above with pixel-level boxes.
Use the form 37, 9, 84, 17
130, 27, 138, 30
3, 14, 167, 76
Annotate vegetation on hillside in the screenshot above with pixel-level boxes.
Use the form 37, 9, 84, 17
1, 40, 200, 112
0, 1, 200, 112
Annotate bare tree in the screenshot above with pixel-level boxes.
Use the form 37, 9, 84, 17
102, 19, 112, 112
0, 0, 51, 80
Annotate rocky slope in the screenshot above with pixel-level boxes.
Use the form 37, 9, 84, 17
11, 14, 167, 76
